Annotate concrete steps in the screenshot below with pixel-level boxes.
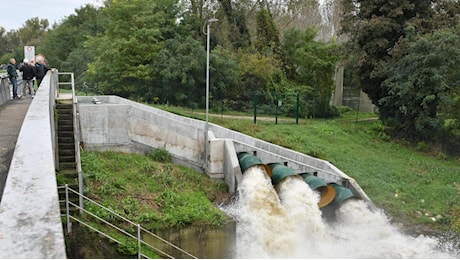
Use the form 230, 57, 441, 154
55, 102, 80, 214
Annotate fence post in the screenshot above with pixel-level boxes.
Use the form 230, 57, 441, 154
296, 93, 299, 124
65, 184, 71, 234
78, 171, 84, 214
253, 94, 257, 124
137, 224, 141, 259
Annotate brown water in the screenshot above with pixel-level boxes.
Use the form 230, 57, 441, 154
143, 166, 459, 258
221, 166, 459, 258
142, 221, 236, 258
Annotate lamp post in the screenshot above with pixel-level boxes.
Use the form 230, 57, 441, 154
205, 18, 218, 170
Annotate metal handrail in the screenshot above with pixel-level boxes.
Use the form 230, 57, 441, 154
58, 185, 197, 259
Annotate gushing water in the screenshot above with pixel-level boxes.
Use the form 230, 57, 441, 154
226, 166, 295, 258
223, 166, 459, 258
315, 199, 456, 258
277, 175, 326, 239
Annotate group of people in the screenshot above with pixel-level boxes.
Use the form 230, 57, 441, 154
6, 57, 49, 100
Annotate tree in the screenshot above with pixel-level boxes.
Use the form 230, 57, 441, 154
0, 18, 49, 64
86, 0, 179, 97
17, 18, 50, 47
282, 28, 340, 117
255, 8, 281, 57
237, 49, 283, 95
381, 27, 460, 144
41, 4, 103, 81
218, 0, 251, 49
340, 0, 436, 119
208, 46, 241, 110
151, 34, 206, 105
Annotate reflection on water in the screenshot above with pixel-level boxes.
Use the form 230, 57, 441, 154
142, 221, 236, 258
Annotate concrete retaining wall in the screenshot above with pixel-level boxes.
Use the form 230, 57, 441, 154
77, 96, 372, 205
78, 96, 206, 173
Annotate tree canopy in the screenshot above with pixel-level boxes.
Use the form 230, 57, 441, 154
341, 0, 460, 152
2, 0, 460, 153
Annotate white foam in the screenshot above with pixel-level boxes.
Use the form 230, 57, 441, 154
222, 166, 458, 258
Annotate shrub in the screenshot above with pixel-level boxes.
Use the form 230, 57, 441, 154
338, 106, 355, 114
145, 148, 172, 163
416, 141, 428, 152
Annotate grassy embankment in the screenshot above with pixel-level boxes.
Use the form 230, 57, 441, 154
81, 148, 231, 230
73, 148, 232, 258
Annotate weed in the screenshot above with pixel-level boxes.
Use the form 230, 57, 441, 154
369, 120, 390, 141
437, 152, 448, 161
117, 238, 138, 256
307, 147, 327, 160
139, 161, 156, 173
146, 148, 172, 163
416, 141, 428, 152
450, 205, 460, 233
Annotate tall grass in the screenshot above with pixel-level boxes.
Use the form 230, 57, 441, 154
81, 149, 231, 231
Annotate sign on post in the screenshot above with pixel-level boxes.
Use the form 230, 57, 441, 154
24, 46, 35, 62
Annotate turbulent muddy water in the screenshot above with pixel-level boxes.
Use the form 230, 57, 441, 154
145, 166, 458, 258
220, 166, 459, 258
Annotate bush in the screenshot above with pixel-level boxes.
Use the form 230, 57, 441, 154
416, 141, 428, 152
145, 148, 173, 163
370, 120, 390, 141
338, 106, 355, 114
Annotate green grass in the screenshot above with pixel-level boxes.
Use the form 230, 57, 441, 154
153, 105, 460, 233
81, 149, 231, 231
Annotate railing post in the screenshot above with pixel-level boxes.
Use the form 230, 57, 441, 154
137, 224, 141, 259
65, 184, 72, 234
78, 171, 84, 214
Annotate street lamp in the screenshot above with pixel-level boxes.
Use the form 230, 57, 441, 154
205, 18, 218, 169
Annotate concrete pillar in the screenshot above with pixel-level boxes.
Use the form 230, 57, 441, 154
331, 64, 344, 107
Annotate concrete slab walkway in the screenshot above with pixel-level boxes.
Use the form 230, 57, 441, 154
0, 95, 32, 202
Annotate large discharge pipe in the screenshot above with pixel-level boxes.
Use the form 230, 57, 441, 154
237, 152, 272, 177
236, 152, 357, 209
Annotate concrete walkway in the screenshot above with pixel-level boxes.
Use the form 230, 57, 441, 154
0, 95, 32, 202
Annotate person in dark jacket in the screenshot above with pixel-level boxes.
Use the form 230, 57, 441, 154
6, 58, 19, 99
19, 59, 35, 97
33, 61, 45, 87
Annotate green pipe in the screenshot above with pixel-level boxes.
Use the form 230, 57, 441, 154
301, 173, 327, 190
300, 173, 336, 208
267, 162, 297, 185
330, 183, 356, 204
236, 152, 272, 176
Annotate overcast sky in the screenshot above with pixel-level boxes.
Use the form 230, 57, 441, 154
1, 0, 104, 31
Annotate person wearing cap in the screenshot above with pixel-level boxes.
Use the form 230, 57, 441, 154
6, 58, 19, 99
19, 59, 36, 97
